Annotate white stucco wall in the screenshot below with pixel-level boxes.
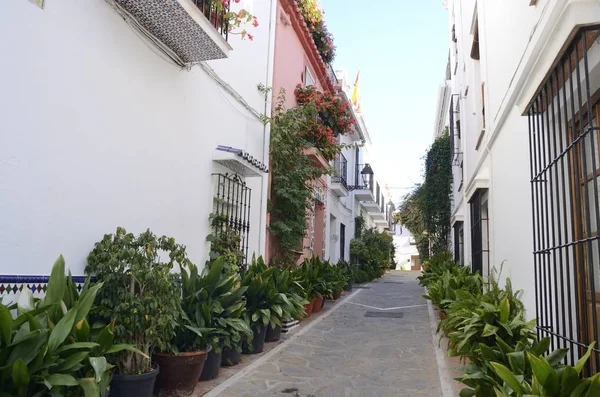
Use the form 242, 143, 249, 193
447, 0, 600, 320
0, 0, 275, 275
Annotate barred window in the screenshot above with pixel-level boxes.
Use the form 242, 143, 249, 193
526, 26, 600, 371
211, 173, 251, 267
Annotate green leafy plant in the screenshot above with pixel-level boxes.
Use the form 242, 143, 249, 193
85, 227, 185, 374
398, 130, 452, 261
240, 257, 282, 331
444, 272, 536, 367
296, 0, 336, 63
208, 213, 245, 274
0, 256, 141, 397
349, 224, 395, 280
180, 257, 253, 355
266, 88, 334, 264
422, 266, 482, 312
487, 342, 600, 397
270, 266, 309, 321
458, 336, 566, 397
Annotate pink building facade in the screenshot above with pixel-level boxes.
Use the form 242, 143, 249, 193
267, 0, 335, 263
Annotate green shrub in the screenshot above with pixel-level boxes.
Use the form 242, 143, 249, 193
86, 227, 184, 374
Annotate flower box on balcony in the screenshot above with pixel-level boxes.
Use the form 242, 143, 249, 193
302, 148, 330, 169
109, 0, 233, 65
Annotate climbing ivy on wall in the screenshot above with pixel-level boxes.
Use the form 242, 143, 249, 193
399, 129, 452, 261
265, 87, 331, 264
423, 130, 452, 255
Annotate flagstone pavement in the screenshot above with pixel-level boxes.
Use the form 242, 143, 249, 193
212, 271, 443, 397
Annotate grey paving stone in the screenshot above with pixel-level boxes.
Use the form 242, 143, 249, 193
215, 271, 442, 396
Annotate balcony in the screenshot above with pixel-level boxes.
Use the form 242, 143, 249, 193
362, 201, 380, 214
330, 154, 348, 197
349, 164, 375, 201
302, 148, 330, 169
109, 0, 232, 66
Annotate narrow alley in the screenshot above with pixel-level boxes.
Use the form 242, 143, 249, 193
206, 272, 443, 397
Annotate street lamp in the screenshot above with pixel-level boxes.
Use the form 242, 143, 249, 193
360, 163, 373, 190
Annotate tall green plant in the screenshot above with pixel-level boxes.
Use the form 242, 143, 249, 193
0, 256, 141, 397
85, 227, 184, 374
423, 131, 452, 254
266, 88, 332, 264
179, 258, 253, 354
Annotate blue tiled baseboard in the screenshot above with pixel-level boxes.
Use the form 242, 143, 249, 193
0, 275, 91, 297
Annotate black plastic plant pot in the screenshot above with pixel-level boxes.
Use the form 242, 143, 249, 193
200, 349, 222, 381
243, 323, 267, 354
109, 363, 159, 397
265, 324, 281, 342
343, 283, 353, 291
221, 345, 242, 367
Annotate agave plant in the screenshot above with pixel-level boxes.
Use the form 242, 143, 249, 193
0, 256, 142, 397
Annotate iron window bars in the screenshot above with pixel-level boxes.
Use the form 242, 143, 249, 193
526, 25, 600, 370
469, 189, 489, 276
212, 173, 251, 267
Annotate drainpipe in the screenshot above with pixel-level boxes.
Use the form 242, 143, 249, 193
258, 0, 277, 257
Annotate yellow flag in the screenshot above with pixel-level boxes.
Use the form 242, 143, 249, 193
351, 71, 360, 107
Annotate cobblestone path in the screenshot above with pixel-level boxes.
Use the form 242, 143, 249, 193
213, 271, 443, 397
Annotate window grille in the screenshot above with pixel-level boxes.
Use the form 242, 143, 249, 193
526, 26, 600, 370
469, 189, 489, 276
212, 173, 251, 266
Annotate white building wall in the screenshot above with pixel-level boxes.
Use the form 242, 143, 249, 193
446, 0, 600, 320
0, 0, 275, 275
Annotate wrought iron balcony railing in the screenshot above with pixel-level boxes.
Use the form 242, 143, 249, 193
349, 164, 374, 192
192, 0, 229, 40
332, 153, 348, 190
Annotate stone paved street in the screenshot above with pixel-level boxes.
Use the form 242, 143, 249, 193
213, 271, 443, 397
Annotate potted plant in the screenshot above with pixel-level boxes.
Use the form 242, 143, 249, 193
181, 258, 253, 380
240, 257, 282, 354
0, 256, 142, 397
294, 260, 316, 318
86, 228, 184, 397
266, 267, 309, 342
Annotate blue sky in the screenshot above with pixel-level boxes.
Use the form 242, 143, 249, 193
321, 0, 449, 205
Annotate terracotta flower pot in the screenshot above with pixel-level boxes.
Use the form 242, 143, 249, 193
332, 290, 342, 300
312, 296, 324, 313
303, 302, 313, 318
153, 347, 211, 397
439, 311, 448, 320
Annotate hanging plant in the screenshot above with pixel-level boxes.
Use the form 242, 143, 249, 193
296, 0, 336, 63
294, 84, 355, 162
213, 0, 259, 40
262, 86, 333, 264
